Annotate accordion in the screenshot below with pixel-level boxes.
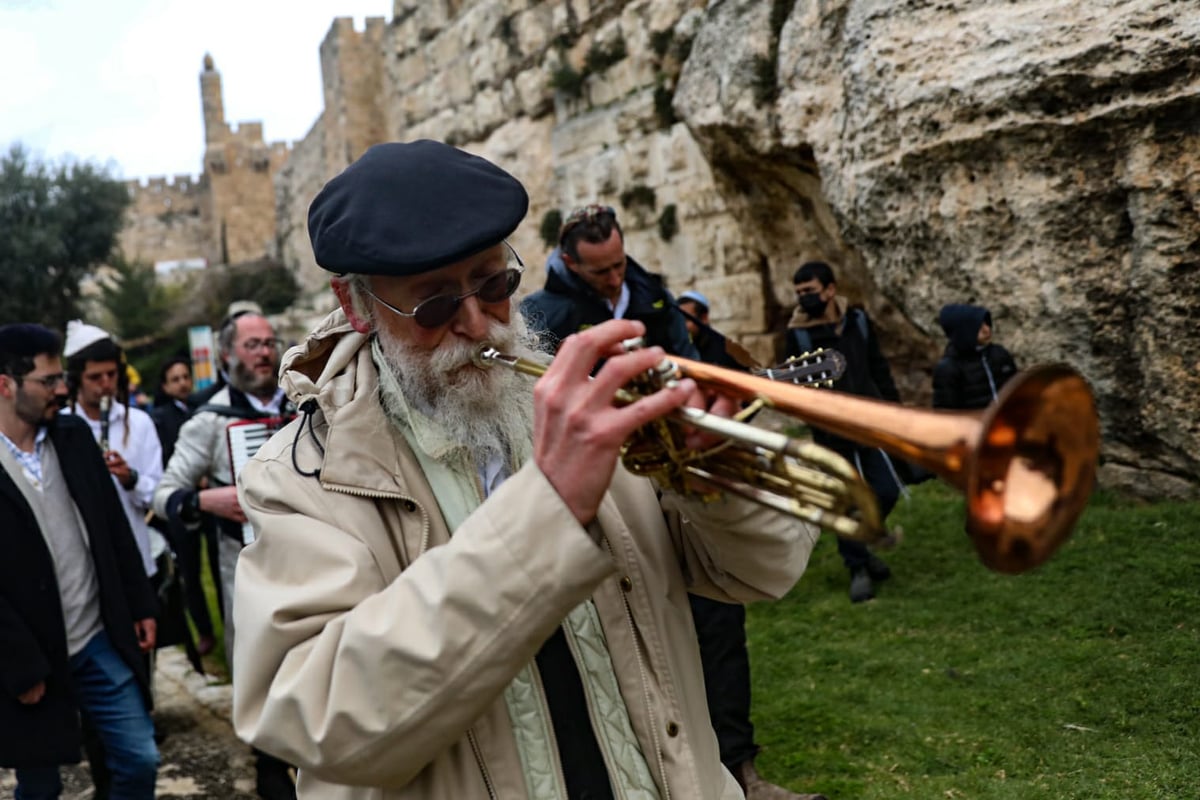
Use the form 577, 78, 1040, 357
226, 415, 293, 545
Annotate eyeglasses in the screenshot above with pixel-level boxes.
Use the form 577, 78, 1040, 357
21, 372, 66, 389
365, 244, 525, 329
559, 204, 616, 242
240, 338, 282, 353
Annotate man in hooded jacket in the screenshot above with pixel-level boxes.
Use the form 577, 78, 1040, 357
932, 304, 1018, 410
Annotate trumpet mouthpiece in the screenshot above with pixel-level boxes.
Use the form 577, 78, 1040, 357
473, 344, 499, 368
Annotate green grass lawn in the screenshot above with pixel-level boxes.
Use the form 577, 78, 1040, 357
748, 483, 1200, 799
188, 485, 1197, 797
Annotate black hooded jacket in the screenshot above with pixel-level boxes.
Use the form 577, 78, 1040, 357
932, 304, 1018, 410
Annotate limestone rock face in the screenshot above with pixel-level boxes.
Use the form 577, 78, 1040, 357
675, 0, 1200, 498
264, 0, 1196, 498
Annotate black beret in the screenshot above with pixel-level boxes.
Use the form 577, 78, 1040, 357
307, 140, 529, 276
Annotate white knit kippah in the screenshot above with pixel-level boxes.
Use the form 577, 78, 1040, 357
63, 320, 112, 357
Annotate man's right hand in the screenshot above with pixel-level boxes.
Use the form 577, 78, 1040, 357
200, 485, 246, 523
533, 319, 694, 525
18, 680, 46, 705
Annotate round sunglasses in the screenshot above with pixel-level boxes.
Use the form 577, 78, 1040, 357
365, 257, 525, 329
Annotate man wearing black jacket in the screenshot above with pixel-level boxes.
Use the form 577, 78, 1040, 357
520, 204, 698, 359
523, 208, 822, 799
786, 261, 903, 603
0, 323, 158, 798
933, 303, 1018, 410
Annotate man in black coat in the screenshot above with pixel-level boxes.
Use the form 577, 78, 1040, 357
933, 303, 1018, 410
522, 209, 821, 799
0, 324, 158, 798
786, 261, 903, 603
520, 204, 698, 359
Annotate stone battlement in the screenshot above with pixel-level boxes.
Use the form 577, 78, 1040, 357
126, 174, 201, 193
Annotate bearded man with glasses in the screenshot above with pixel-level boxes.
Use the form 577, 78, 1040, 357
152, 310, 297, 800
0, 323, 159, 799
229, 140, 824, 800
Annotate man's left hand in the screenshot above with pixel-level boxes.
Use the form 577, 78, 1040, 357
134, 618, 156, 652
677, 381, 741, 451
104, 450, 137, 489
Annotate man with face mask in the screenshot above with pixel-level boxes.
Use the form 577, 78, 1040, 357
786, 261, 903, 603
152, 311, 296, 800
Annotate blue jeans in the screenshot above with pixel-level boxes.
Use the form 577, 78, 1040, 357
15, 630, 158, 800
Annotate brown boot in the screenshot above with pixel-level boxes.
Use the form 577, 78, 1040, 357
734, 758, 828, 800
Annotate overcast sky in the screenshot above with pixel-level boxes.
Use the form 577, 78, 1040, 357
1, 0, 390, 180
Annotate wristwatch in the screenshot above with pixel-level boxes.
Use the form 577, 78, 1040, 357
124, 468, 139, 490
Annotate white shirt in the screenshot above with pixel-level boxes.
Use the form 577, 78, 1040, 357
246, 387, 287, 416
64, 402, 164, 577
607, 282, 632, 320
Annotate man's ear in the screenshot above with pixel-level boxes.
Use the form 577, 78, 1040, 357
331, 278, 373, 335
560, 252, 578, 273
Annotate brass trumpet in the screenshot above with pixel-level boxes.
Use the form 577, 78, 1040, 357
474, 344, 1100, 575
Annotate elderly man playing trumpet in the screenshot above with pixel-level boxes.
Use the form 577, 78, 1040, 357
232, 140, 824, 800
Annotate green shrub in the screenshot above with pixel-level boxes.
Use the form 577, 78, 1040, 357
751, 54, 777, 105
619, 185, 657, 211
549, 63, 585, 98
584, 34, 628, 75
540, 209, 563, 249
657, 204, 679, 242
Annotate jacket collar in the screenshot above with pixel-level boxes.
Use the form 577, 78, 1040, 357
787, 294, 849, 329
280, 310, 427, 499
543, 251, 659, 305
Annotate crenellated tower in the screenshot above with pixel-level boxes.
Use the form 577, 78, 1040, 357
197, 55, 290, 266
119, 55, 291, 272
200, 53, 227, 144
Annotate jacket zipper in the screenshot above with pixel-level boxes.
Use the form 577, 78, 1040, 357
322, 483, 432, 556
466, 728, 498, 800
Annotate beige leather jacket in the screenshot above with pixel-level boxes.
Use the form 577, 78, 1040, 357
232, 310, 819, 799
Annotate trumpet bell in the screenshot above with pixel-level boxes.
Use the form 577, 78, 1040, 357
969, 365, 1100, 574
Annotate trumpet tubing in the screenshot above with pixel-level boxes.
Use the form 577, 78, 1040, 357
475, 345, 1100, 575
670, 356, 1099, 574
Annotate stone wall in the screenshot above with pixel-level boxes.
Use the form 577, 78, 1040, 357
120, 175, 213, 266
268, 0, 1199, 498
672, 0, 1200, 497
203, 124, 290, 265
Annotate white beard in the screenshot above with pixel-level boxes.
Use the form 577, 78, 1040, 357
374, 313, 543, 465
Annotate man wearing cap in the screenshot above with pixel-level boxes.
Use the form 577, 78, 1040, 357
520, 204, 699, 360
0, 323, 159, 799
231, 140, 825, 800
676, 290, 747, 371
152, 309, 295, 800
62, 321, 164, 583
